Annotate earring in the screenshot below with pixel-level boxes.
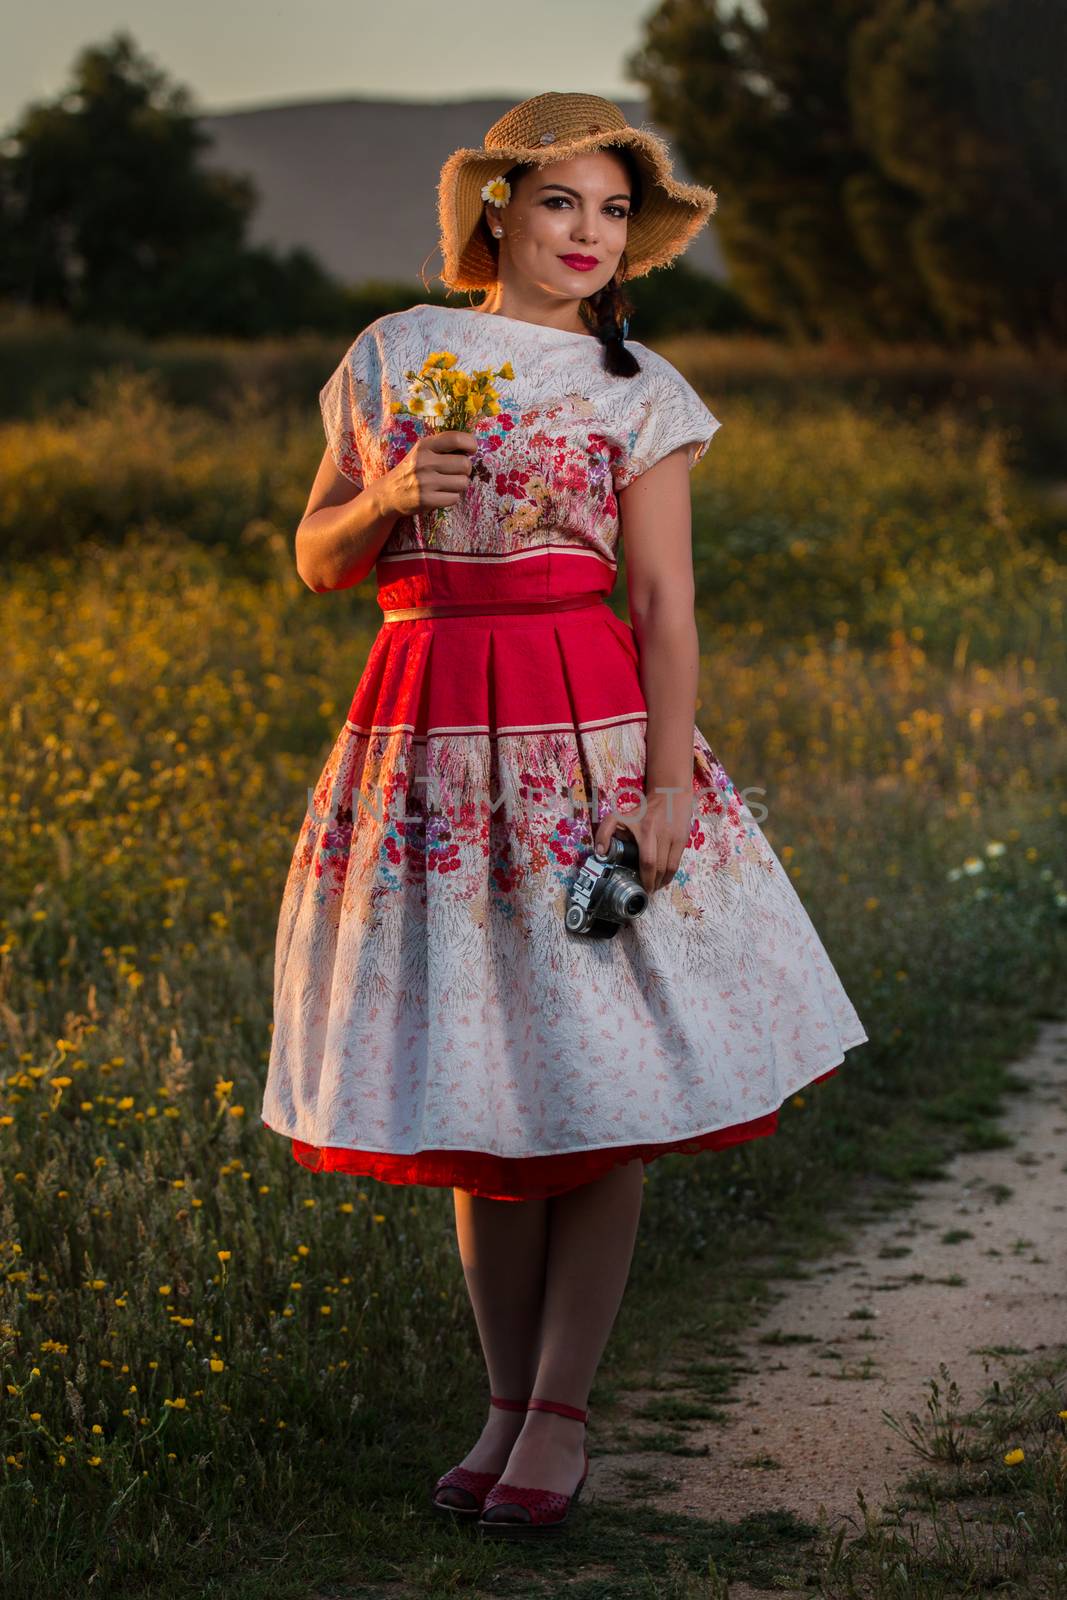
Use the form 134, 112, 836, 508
493, 228, 503, 237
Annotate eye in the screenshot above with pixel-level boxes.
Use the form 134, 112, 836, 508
543, 197, 630, 219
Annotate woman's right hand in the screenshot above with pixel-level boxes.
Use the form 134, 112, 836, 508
380, 429, 480, 517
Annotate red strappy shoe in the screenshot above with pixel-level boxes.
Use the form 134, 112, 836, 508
476, 1396, 589, 1538
430, 1394, 529, 1518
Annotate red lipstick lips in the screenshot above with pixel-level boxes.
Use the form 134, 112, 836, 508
560, 254, 599, 271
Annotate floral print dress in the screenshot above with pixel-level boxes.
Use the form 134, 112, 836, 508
259, 302, 869, 1200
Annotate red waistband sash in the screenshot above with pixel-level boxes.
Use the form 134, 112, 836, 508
380, 593, 605, 622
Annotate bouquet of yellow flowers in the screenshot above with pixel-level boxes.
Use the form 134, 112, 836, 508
389, 350, 514, 544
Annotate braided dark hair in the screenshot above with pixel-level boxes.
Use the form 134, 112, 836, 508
479, 151, 643, 378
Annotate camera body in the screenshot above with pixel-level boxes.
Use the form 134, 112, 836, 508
565, 829, 649, 939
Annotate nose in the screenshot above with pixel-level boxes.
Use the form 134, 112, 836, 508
573, 210, 598, 245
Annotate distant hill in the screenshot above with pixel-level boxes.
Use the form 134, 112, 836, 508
197, 94, 727, 289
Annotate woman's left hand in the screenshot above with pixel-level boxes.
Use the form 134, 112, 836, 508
594, 787, 694, 895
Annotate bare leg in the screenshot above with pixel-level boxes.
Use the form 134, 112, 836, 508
486, 1156, 646, 1510
434, 1186, 550, 1503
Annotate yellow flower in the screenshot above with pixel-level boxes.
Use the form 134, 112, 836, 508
497, 361, 514, 380
1003, 1447, 1024, 1465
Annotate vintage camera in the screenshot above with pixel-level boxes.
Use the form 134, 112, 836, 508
565, 828, 649, 939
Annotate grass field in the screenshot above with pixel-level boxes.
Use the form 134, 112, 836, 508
1, 328, 1065, 1595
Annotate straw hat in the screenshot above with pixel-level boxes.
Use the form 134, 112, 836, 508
436, 91, 717, 292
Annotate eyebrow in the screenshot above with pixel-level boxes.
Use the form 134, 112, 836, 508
535, 183, 632, 202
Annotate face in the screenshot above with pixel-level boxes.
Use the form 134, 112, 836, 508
482, 149, 633, 303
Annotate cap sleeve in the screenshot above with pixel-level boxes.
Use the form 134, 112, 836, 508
613, 366, 722, 492
318, 325, 383, 488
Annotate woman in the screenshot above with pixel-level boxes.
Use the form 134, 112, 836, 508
260, 91, 868, 1538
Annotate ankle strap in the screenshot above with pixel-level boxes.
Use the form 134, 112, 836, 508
527, 1396, 588, 1421
489, 1393, 529, 1411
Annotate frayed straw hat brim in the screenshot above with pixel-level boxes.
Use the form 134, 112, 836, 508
435, 99, 717, 292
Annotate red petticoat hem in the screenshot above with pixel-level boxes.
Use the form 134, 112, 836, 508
286, 1066, 839, 1201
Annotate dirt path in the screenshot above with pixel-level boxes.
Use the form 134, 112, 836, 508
589, 1014, 1067, 1583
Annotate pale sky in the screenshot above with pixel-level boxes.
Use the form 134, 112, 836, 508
1, 0, 672, 128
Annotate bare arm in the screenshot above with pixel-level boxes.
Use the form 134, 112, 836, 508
295, 429, 480, 594
593, 445, 699, 892
619, 446, 699, 794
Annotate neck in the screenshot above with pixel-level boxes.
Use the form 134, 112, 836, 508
476, 287, 591, 336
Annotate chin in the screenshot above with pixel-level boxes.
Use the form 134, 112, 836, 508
555, 272, 611, 296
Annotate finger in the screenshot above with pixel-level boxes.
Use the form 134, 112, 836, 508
432, 429, 479, 453
431, 456, 475, 480
594, 814, 618, 855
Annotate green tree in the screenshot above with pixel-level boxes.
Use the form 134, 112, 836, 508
0, 29, 348, 336
849, 0, 1066, 344
628, 0, 1065, 345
